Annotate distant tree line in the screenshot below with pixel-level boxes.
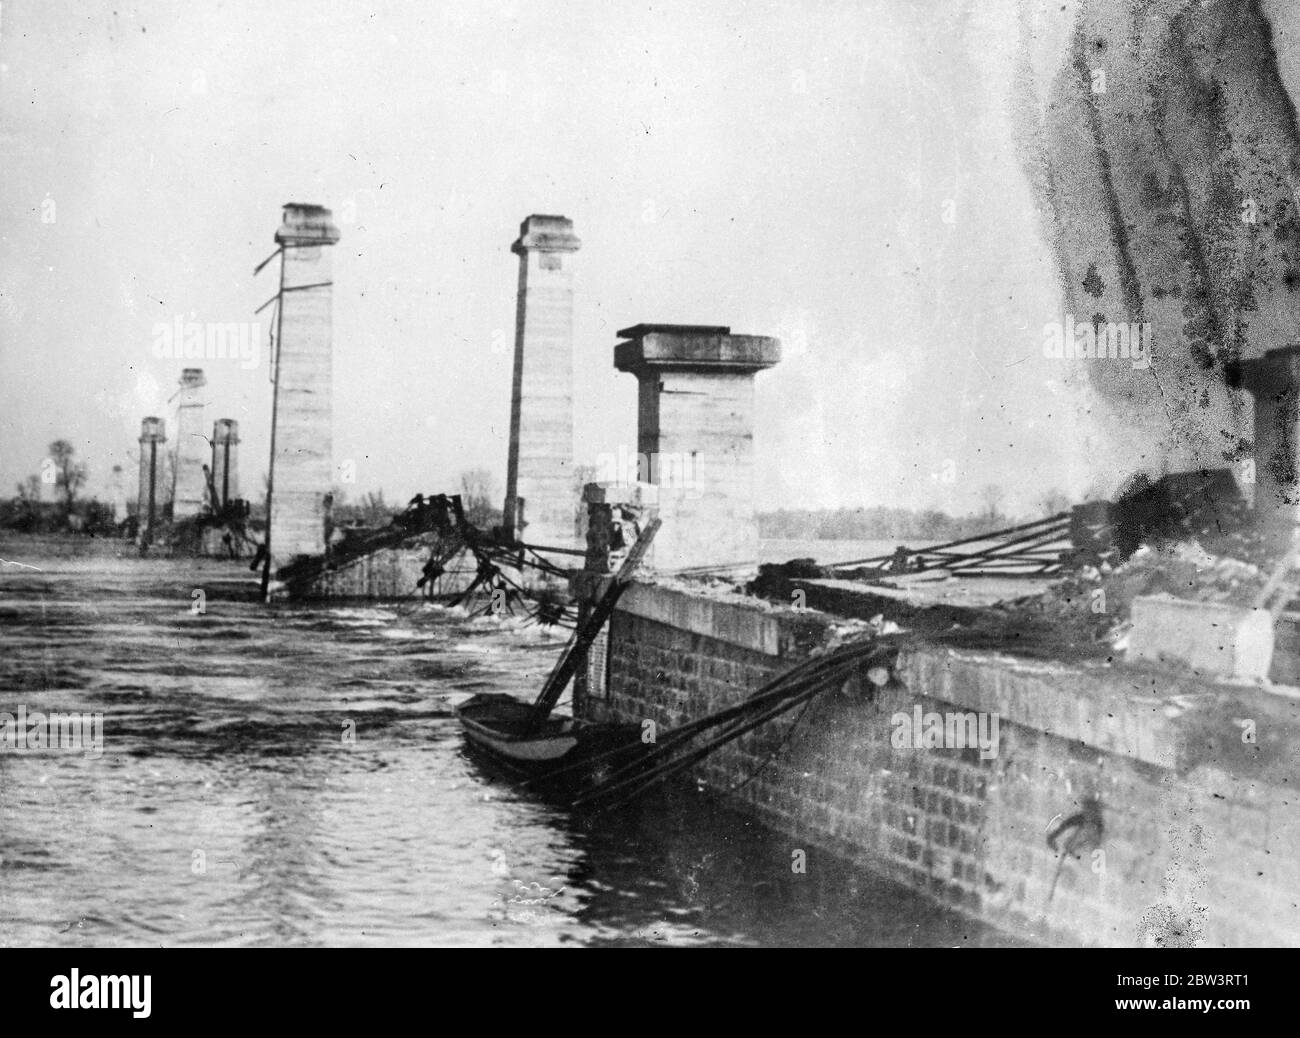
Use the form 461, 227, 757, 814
4, 444, 1078, 551
329, 469, 505, 530
0, 440, 122, 535
758, 485, 1073, 541
758, 506, 999, 542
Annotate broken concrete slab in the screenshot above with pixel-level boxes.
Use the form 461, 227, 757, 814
1127, 594, 1275, 682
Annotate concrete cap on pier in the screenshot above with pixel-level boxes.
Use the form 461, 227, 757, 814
511, 214, 581, 255
275, 202, 341, 246
614, 324, 781, 376
213, 418, 240, 444
611, 322, 781, 574
179, 368, 207, 389
138, 417, 166, 443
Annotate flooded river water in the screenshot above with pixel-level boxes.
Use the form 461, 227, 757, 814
0, 537, 1017, 947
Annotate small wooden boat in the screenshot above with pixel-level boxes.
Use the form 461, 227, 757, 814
455, 519, 662, 797
456, 692, 647, 788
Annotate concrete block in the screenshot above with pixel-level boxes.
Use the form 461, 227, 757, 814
616, 581, 799, 656
613, 323, 780, 572
1127, 594, 1275, 681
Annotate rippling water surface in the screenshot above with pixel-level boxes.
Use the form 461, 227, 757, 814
0, 538, 1017, 947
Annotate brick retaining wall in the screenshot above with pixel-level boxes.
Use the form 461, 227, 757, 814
580, 581, 1300, 947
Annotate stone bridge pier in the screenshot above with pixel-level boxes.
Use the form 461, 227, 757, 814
172, 368, 208, 519
613, 323, 780, 574
503, 214, 581, 550
135, 416, 167, 544
267, 203, 340, 582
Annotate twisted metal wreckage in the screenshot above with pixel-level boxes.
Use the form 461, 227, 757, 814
235, 465, 1274, 808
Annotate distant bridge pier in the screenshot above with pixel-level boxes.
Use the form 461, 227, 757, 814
136, 417, 167, 545
172, 368, 208, 519
211, 418, 240, 510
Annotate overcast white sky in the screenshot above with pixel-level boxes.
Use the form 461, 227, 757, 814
1, 0, 1086, 517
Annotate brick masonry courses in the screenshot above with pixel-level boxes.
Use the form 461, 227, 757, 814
578, 581, 1300, 947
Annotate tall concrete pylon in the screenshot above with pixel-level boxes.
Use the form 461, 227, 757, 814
503, 214, 581, 549
172, 368, 208, 519
267, 203, 339, 578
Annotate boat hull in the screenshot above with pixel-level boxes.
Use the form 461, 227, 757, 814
455, 693, 648, 792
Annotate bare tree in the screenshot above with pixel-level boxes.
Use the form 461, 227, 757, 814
16, 474, 41, 502
7, 475, 44, 532
360, 489, 390, 526
977, 483, 1005, 522
459, 469, 497, 528
15, 474, 41, 517
48, 440, 87, 520
1037, 487, 1071, 517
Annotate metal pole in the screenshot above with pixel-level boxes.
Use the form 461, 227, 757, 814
261, 250, 288, 602
147, 440, 157, 541
221, 437, 231, 511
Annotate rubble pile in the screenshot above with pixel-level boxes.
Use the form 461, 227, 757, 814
995, 541, 1272, 651
740, 530, 1285, 661
1101, 542, 1268, 610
